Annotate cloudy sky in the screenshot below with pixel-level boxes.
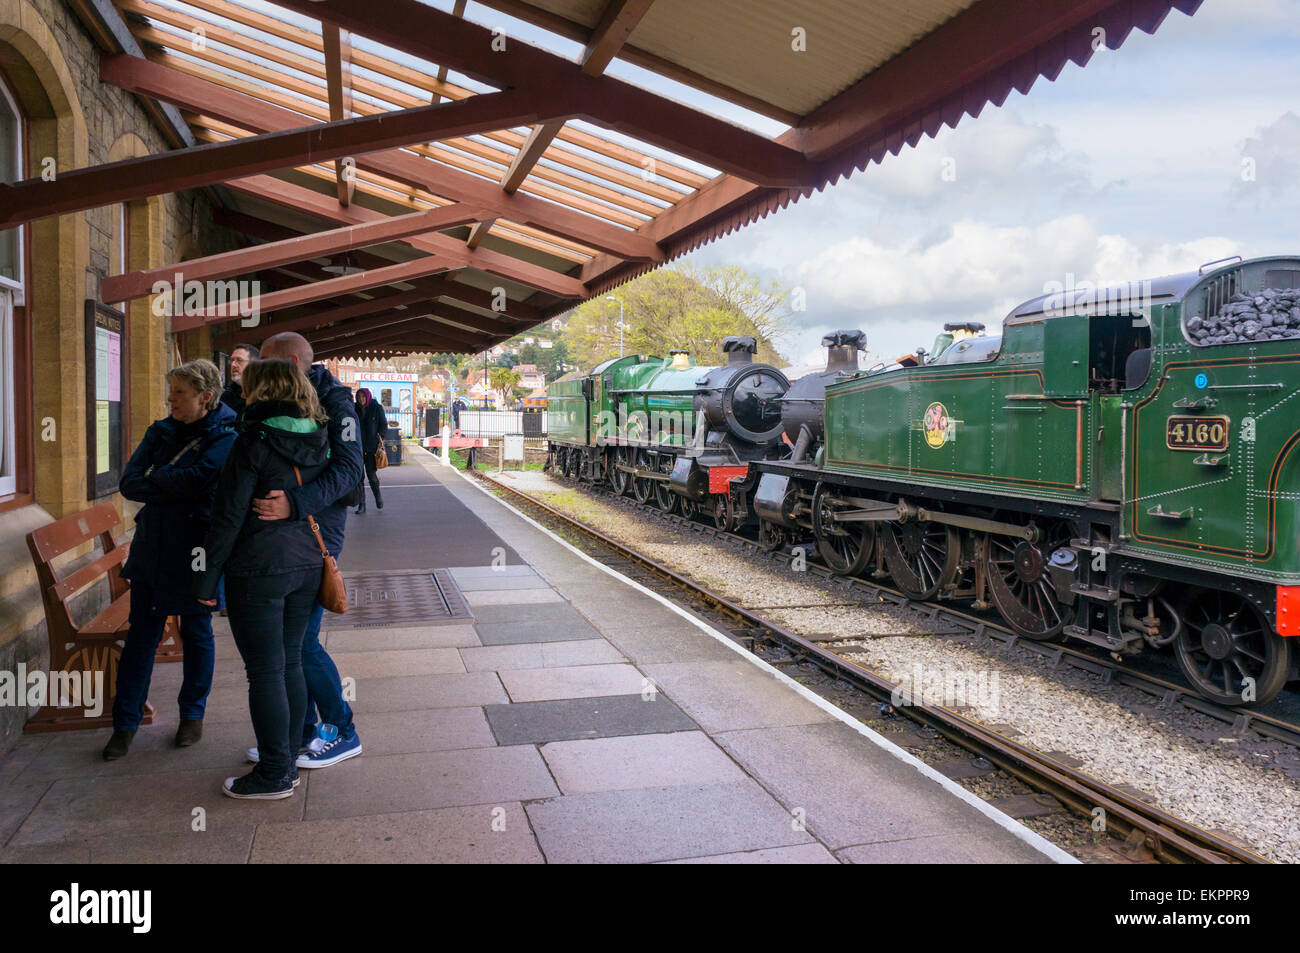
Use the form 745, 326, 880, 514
439, 0, 1300, 368
678, 0, 1300, 366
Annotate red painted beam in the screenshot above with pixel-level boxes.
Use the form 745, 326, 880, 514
0, 60, 558, 229
270, 0, 808, 186
104, 204, 482, 303
248, 291, 433, 342
102, 56, 663, 263
172, 255, 455, 332
212, 209, 543, 323
225, 174, 587, 299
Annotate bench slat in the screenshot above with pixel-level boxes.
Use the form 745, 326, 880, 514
79, 594, 132, 638
27, 501, 122, 562
50, 546, 129, 604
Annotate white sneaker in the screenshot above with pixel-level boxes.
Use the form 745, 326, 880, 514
246, 738, 322, 766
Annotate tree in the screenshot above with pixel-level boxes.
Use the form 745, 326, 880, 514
489, 367, 522, 405
557, 264, 791, 370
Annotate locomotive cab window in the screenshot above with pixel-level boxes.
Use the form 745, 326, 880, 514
1090, 313, 1150, 393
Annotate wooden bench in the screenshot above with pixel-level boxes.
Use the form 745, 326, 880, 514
24, 501, 181, 733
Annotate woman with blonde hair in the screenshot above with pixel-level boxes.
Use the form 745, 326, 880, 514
195, 358, 332, 798
106, 359, 237, 760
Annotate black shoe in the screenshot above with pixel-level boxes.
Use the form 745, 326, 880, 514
222, 769, 294, 800
102, 730, 136, 761
355, 500, 366, 514
175, 719, 203, 747
375, 495, 383, 510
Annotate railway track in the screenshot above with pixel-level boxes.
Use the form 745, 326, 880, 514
579, 476, 1300, 751
472, 467, 1272, 865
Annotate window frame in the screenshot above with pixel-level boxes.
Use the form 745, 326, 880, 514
0, 70, 26, 501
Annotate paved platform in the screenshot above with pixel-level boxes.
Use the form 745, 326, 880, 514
0, 449, 1071, 864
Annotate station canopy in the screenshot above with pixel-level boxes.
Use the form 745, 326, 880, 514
7, 0, 1201, 358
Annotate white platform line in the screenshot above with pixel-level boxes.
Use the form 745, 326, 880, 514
432, 448, 1077, 864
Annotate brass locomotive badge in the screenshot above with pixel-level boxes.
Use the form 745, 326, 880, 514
1166, 415, 1229, 452
923, 401, 956, 449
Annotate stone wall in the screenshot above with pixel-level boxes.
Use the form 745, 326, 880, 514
0, 0, 234, 751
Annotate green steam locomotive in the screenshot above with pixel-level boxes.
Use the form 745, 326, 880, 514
547, 255, 1300, 706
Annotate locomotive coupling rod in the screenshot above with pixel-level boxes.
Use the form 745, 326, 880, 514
914, 507, 1040, 542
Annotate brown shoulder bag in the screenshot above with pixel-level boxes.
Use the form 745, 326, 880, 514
294, 466, 348, 614
374, 444, 388, 470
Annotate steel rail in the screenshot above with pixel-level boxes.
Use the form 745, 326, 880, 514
583, 477, 1300, 750
474, 468, 1270, 864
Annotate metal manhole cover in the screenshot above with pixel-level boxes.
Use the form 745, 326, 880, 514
329, 569, 470, 627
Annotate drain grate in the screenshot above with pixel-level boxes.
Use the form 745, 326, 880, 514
330, 569, 470, 627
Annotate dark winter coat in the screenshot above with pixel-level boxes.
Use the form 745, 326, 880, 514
220, 380, 245, 417
284, 365, 363, 557
193, 400, 331, 601
358, 398, 389, 454
120, 403, 238, 614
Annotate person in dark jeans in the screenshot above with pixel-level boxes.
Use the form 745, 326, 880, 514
251, 332, 363, 769
354, 387, 388, 514
106, 359, 237, 760
196, 359, 331, 799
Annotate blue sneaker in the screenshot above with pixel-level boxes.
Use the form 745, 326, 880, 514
298, 731, 362, 769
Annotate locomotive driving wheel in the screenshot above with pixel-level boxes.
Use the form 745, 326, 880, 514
882, 519, 959, 600
653, 455, 679, 513
758, 519, 787, 553
679, 498, 699, 521
631, 450, 654, 504
562, 447, 579, 480
554, 447, 569, 478
984, 524, 1070, 641
810, 483, 874, 576
710, 494, 734, 531
608, 449, 629, 496
1175, 591, 1291, 706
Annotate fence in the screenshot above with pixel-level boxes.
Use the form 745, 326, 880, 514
451, 409, 547, 438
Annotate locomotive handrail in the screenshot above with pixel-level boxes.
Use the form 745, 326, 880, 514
1002, 392, 1051, 400
1198, 255, 1243, 275
1205, 382, 1283, 391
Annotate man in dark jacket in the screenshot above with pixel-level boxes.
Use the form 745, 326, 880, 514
219, 342, 258, 417
252, 332, 365, 767
109, 360, 237, 759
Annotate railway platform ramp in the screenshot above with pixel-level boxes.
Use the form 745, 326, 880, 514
0, 448, 1071, 864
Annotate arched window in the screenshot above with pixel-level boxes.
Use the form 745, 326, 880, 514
0, 71, 25, 497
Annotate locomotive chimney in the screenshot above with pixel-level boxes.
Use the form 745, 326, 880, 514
722, 336, 757, 365
822, 330, 865, 373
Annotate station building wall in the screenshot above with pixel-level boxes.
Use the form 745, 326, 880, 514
0, 0, 233, 749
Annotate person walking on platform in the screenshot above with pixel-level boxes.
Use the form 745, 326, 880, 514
219, 342, 258, 418
247, 331, 364, 770
104, 360, 237, 761
354, 387, 388, 514
195, 359, 331, 799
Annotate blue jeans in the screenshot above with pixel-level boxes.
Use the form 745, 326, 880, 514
301, 601, 356, 744
113, 586, 214, 731
226, 568, 320, 780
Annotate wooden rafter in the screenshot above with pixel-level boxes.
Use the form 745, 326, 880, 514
223, 173, 588, 299
261, 0, 810, 186
103, 203, 481, 303
111, 56, 663, 261
321, 22, 352, 205
0, 75, 558, 228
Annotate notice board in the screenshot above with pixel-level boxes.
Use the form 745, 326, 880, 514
85, 300, 129, 499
